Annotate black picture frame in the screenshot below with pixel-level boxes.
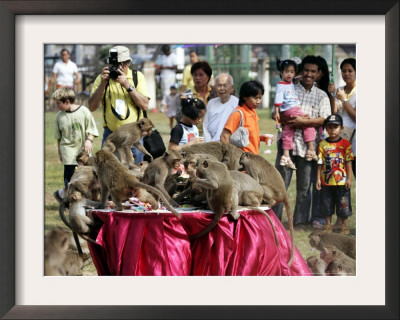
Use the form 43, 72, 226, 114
1, 1, 398, 319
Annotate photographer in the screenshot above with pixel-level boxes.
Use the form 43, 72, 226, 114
89, 46, 150, 164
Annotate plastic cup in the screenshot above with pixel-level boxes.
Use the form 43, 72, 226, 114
264, 134, 274, 146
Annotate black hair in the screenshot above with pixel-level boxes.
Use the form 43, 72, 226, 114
340, 58, 356, 71
189, 50, 199, 56
181, 98, 206, 120
316, 56, 330, 96
60, 48, 70, 55
276, 58, 298, 77
190, 61, 213, 82
238, 80, 264, 105
161, 44, 170, 53
300, 55, 320, 71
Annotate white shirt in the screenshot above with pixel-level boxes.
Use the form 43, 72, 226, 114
337, 86, 356, 155
52, 60, 78, 87
160, 53, 178, 79
203, 95, 239, 142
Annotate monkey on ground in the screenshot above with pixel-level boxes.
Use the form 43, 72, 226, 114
94, 149, 181, 217
181, 141, 244, 170
44, 227, 71, 276
174, 153, 218, 205
190, 160, 282, 260
326, 259, 355, 276
306, 255, 327, 276
309, 230, 356, 259
320, 245, 356, 276
102, 118, 154, 169
141, 149, 183, 207
62, 250, 92, 276
239, 152, 294, 266
58, 166, 102, 249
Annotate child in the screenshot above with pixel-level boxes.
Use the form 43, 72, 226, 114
274, 58, 319, 170
162, 85, 179, 129
168, 97, 205, 150
316, 114, 354, 235
53, 87, 99, 203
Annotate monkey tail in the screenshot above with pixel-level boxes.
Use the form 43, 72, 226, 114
188, 215, 220, 240
250, 207, 280, 247
135, 182, 182, 218
58, 202, 98, 246
283, 198, 295, 267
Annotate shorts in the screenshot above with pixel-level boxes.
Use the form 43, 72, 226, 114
320, 185, 352, 218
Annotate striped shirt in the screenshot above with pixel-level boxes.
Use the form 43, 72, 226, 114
280, 82, 331, 157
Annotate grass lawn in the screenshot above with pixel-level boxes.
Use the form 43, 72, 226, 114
45, 104, 356, 275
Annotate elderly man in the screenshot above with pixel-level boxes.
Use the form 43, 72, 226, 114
89, 45, 150, 164
202, 73, 238, 142
272, 55, 331, 228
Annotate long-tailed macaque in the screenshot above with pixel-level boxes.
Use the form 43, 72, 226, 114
102, 118, 154, 168
94, 149, 181, 218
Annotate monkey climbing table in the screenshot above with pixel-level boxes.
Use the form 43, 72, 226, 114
88, 208, 312, 276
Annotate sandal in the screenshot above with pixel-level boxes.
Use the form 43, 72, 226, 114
306, 150, 319, 161
324, 224, 333, 233
285, 157, 297, 170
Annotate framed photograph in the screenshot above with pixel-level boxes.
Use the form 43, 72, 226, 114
1, 1, 398, 319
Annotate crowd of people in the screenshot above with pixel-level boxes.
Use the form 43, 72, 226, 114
49, 45, 356, 235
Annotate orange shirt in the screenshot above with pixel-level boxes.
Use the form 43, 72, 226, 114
224, 105, 260, 154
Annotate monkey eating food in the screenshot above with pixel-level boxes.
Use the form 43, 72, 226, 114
94, 149, 181, 218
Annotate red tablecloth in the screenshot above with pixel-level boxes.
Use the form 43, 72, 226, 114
88, 209, 312, 276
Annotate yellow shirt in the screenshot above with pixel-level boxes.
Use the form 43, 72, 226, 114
181, 64, 194, 91
91, 69, 150, 132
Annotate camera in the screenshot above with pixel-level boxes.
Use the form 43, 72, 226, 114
107, 49, 120, 80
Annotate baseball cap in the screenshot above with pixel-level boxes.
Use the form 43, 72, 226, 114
110, 46, 132, 63
324, 114, 343, 128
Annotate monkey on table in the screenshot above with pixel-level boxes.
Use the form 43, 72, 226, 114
173, 153, 218, 206
141, 149, 184, 207
102, 118, 154, 169
191, 159, 285, 263
239, 152, 294, 266
94, 150, 181, 217
320, 245, 356, 276
181, 141, 243, 170
309, 230, 356, 259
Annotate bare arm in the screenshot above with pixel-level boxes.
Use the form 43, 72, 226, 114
74, 71, 80, 86
57, 139, 62, 162
88, 67, 109, 112
285, 115, 325, 129
316, 164, 322, 190
336, 88, 356, 122
345, 161, 353, 190
116, 66, 149, 111
220, 129, 231, 144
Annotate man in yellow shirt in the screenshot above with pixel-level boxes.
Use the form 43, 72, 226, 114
180, 50, 199, 94
89, 45, 150, 164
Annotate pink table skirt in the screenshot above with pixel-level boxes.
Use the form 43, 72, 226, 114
88, 209, 312, 276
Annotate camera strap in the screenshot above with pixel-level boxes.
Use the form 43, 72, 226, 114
102, 70, 140, 125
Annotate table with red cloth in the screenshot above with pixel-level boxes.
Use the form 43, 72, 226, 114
87, 208, 312, 276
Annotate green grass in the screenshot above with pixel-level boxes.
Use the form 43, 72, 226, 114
45, 104, 356, 273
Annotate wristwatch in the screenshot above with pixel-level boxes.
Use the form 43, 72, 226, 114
127, 85, 134, 92
343, 98, 349, 103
